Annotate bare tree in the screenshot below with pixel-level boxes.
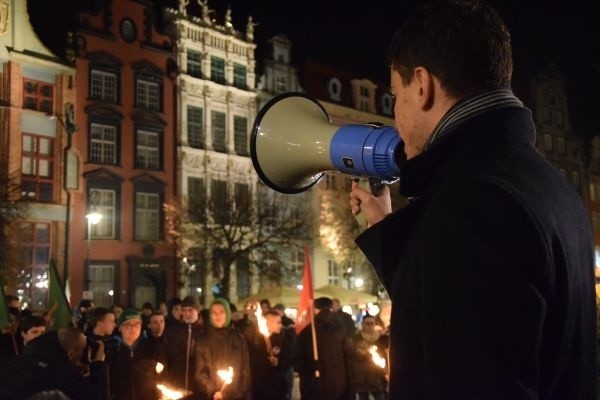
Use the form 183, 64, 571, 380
0, 171, 25, 289
165, 181, 312, 302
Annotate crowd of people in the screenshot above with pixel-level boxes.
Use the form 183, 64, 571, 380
0, 294, 389, 400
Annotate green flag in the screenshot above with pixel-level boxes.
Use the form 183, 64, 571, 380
48, 260, 73, 329
0, 283, 10, 330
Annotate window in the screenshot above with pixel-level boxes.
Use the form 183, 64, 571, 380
543, 134, 553, 152
211, 111, 227, 153
291, 250, 304, 277
234, 182, 250, 225
23, 79, 53, 113
91, 69, 118, 102
90, 189, 117, 239
233, 116, 248, 156
187, 177, 205, 222
557, 137, 566, 155
211, 56, 225, 84
90, 123, 118, 165
328, 259, 339, 285
555, 110, 564, 127
276, 75, 287, 93
236, 255, 250, 300
87, 263, 117, 307
211, 179, 229, 224
187, 50, 203, 78
233, 63, 247, 89
360, 86, 369, 97
187, 106, 204, 149
572, 171, 580, 188
135, 192, 160, 241
541, 106, 551, 124
19, 222, 51, 310
21, 134, 54, 202
136, 78, 160, 111
136, 129, 160, 170
360, 99, 369, 112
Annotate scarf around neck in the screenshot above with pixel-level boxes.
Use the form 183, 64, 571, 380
423, 88, 524, 151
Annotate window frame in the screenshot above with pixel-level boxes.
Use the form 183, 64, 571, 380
21, 133, 55, 202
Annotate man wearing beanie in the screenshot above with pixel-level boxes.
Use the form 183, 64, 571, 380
162, 295, 204, 393
293, 297, 352, 400
106, 308, 163, 399
195, 298, 251, 400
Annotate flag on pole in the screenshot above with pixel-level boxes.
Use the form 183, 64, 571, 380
47, 259, 73, 329
0, 282, 10, 330
296, 246, 314, 334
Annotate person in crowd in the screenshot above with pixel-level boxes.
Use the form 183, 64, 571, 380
159, 301, 169, 316
272, 303, 296, 400
348, 0, 596, 398
165, 297, 183, 329
110, 304, 123, 322
349, 315, 389, 400
17, 315, 47, 352
0, 326, 108, 400
146, 311, 166, 343
195, 297, 251, 400
162, 295, 203, 393
293, 297, 352, 400
331, 298, 356, 337
84, 307, 117, 363
140, 302, 153, 327
6, 294, 21, 309
0, 306, 22, 366
74, 300, 93, 332
246, 310, 293, 400
105, 308, 162, 400
259, 298, 272, 315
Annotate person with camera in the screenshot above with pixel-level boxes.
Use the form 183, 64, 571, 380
106, 308, 164, 400
84, 307, 117, 363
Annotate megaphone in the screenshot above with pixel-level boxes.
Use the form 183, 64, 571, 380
250, 92, 403, 194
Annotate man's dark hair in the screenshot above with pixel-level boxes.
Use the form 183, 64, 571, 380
387, 0, 512, 98
314, 297, 333, 311
265, 310, 280, 318
18, 315, 46, 334
142, 302, 153, 310
86, 307, 114, 329
148, 311, 165, 322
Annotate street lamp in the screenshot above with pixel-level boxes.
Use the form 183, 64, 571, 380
85, 211, 103, 267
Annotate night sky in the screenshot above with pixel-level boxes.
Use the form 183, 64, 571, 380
28, 0, 600, 136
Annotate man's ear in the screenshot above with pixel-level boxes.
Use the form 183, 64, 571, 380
413, 66, 435, 110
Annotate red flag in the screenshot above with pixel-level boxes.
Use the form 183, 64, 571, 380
296, 246, 314, 333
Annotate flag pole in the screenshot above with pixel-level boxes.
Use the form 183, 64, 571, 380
309, 300, 319, 378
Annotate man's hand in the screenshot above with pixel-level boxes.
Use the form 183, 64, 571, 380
349, 180, 392, 227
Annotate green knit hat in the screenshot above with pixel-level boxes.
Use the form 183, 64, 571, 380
209, 297, 231, 328
117, 308, 142, 328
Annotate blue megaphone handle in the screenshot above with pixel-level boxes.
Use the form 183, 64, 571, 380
330, 124, 402, 182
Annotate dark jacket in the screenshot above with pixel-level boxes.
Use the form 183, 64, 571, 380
195, 326, 251, 400
106, 335, 164, 400
162, 319, 203, 390
292, 309, 352, 400
356, 107, 597, 399
246, 326, 293, 400
0, 330, 109, 400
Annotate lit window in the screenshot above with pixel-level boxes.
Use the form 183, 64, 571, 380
21, 134, 54, 202
87, 263, 117, 307
328, 259, 339, 285
90, 189, 117, 240
135, 192, 160, 241
90, 123, 117, 165
136, 129, 160, 170
23, 79, 53, 113
136, 79, 160, 111
91, 69, 117, 102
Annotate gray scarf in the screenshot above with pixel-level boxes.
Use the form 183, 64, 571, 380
424, 88, 524, 150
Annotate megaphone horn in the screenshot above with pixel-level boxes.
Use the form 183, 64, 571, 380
250, 92, 403, 194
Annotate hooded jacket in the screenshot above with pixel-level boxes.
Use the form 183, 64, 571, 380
0, 330, 109, 400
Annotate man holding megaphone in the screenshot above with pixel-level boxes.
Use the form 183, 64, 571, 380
346, 1, 596, 400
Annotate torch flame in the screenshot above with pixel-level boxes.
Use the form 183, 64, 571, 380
217, 366, 234, 385
155, 362, 165, 374
254, 303, 270, 338
156, 383, 185, 400
369, 346, 386, 369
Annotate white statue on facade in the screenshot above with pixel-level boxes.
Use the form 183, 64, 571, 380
197, 0, 212, 25
246, 16, 258, 42
178, 0, 189, 15
225, 7, 233, 33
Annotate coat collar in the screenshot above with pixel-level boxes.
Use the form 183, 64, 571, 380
399, 106, 536, 198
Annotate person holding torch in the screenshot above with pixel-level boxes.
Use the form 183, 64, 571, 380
195, 298, 251, 400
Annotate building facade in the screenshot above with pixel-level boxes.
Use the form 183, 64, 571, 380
0, 0, 75, 309
70, 0, 177, 308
